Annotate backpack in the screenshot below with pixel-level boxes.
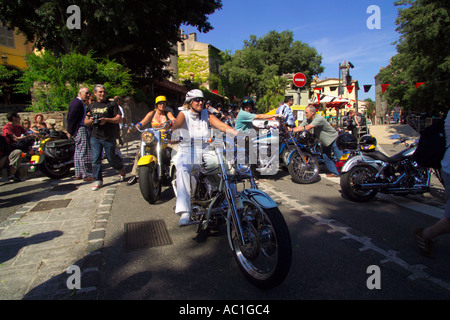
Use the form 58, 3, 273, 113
413, 119, 447, 169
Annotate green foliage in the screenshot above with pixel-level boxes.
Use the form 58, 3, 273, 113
0, 66, 19, 81
377, 0, 450, 113
0, 0, 222, 77
16, 51, 133, 112
220, 30, 324, 106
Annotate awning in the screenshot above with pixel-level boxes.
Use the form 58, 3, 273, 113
311, 94, 350, 109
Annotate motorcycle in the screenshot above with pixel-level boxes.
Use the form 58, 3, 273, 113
135, 121, 174, 204
27, 129, 74, 179
170, 136, 292, 289
251, 119, 320, 184
340, 135, 431, 202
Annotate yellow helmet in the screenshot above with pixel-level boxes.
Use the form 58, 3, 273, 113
155, 96, 167, 105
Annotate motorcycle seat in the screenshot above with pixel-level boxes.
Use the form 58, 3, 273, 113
362, 150, 407, 163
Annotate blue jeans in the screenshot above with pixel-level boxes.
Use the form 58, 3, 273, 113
90, 136, 123, 182
442, 169, 450, 219
322, 139, 344, 176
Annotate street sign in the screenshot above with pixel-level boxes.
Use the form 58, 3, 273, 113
293, 73, 307, 88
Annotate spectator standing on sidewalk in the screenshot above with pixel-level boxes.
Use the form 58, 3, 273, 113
67, 87, 94, 182
276, 96, 295, 128
85, 84, 126, 191
414, 110, 450, 257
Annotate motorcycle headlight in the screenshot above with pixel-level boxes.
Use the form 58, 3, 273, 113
141, 131, 155, 144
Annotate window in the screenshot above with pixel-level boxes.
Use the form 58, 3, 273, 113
0, 22, 15, 48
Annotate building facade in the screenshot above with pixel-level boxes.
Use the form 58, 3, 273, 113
0, 22, 34, 70
177, 31, 221, 90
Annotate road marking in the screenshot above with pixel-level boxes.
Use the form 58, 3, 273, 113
321, 173, 445, 219
259, 181, 450, 292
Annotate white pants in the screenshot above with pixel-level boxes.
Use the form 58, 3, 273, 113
173, 151, 200, 215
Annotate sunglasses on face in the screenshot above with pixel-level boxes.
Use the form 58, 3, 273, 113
192, 98, 205, 103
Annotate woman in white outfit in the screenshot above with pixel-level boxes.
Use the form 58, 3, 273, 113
171, 89, 237, 226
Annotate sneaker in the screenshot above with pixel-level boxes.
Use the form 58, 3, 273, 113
127, 175, 138, 186
9, 175, 23, 182
119, 168, 126, 182
179, 212, 192, 227
92, 181, 103, 191
413, 228, 434, 258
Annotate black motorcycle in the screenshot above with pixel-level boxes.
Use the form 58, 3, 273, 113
28, 129, 74, 179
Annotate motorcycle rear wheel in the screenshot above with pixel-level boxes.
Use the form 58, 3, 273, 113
288, 151, 319, 184
139, 164, 161, 204
340, 165, 378, 202
40, 159, 71, 179
230, 202, 292, 290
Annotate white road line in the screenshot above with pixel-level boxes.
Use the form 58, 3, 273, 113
259, 181, 450, 292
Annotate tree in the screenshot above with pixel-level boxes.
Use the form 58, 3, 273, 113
220, 30, 324, 108
0, 0, 222, 77
377, 0, 449, 113
16, 51, 133, 112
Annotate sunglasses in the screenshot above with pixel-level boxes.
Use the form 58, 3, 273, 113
192, 98, 205, 103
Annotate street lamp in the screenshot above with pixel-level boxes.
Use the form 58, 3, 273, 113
339, 59, 350, 96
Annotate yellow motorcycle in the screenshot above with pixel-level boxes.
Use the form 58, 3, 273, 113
28, 129, 74, 179
135, 121, 173, 204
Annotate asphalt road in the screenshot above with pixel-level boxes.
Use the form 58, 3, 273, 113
97, 165, 450, 301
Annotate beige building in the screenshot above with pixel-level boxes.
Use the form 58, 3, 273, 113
177, 31, 221, 90
311, 77, 359, 108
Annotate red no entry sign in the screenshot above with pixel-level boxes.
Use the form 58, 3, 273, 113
293, 73, 306, 88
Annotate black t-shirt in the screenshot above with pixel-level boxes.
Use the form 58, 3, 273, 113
87, 101, 121, 141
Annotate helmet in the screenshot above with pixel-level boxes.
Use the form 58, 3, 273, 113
155, 96, 167, 105
297, 130, 316, 148
241, 96, 254, 108
359, 134, 377, 151
185, 89, 204, 102
336, 133, 358, 150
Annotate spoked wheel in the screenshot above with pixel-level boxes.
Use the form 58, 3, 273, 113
340, 165, 378, 202
230, 201, 292, 290
288, 151, 319, 184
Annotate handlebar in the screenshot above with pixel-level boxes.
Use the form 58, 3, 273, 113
133, 120, 173, 133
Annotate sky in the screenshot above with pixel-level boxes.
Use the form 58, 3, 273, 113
182, 0, 403, 101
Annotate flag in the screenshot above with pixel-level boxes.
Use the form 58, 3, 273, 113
317, 93, 321, 104
364, 85, 372, 93
381, 84, 390, 94
415, 82, 426, 89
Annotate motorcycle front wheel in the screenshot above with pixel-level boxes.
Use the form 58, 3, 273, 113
139, 164, 161, 204
288, 151, 319, 184
230, 202, 292, 290
340, 165, 378, 202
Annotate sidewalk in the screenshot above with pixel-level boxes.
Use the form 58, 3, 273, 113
0, 141, 139, 299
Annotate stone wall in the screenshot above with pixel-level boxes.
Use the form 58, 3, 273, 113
0, 111, 68, 133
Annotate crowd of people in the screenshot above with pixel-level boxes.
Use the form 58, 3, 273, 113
1, 87, 448, 256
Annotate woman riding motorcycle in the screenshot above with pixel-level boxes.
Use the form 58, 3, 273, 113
171, 89, 238, 226
127, 96, 176, 185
